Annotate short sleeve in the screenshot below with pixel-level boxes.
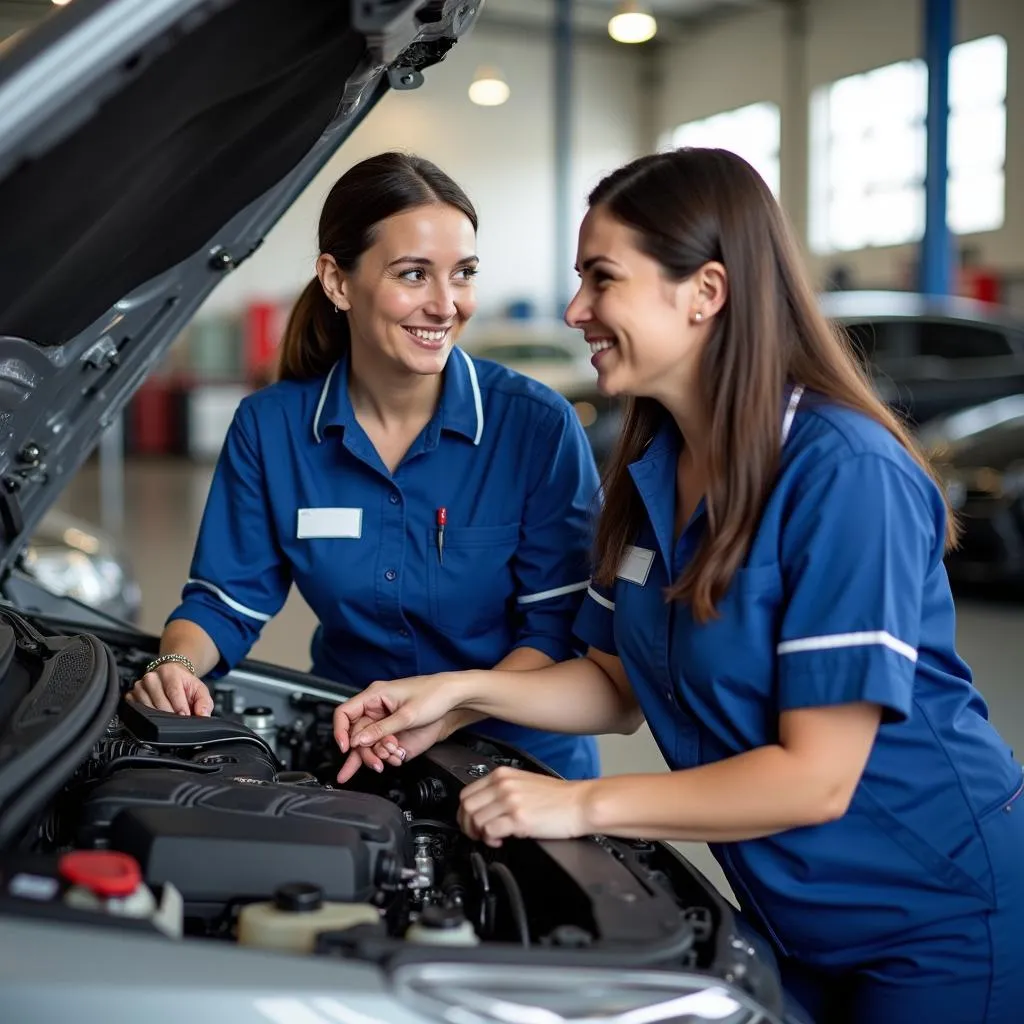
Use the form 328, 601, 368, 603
573, 580, 618, 656
510, 404, 600, 662
166, 402, 292, 676
776, 452, 943, 723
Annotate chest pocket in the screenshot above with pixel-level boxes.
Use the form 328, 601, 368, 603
427, 523, 521, 636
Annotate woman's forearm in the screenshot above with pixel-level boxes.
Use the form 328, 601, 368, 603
454, 654, 641, 736
160, 620, 221, 678
582, 746, 849, 843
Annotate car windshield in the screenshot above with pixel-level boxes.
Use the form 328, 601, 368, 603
843, 318, 1013, 364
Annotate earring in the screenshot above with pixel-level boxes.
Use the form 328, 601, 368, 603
693, 310, 704, 322
334, 304, 340, 314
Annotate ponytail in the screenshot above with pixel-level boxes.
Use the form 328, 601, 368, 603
277, 278, 350, 382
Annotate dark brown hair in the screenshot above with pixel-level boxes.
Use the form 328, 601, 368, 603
590, 148, 958, 621
278, 152, 478, 381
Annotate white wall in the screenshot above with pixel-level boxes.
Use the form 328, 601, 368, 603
200, 24, 645, 321
654, 0, 1024, 291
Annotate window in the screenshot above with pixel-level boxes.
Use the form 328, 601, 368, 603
660, 102, 781, 196
810, 35, 1007, 254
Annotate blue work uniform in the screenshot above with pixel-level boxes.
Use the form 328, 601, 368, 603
575, 386, 1024, 1022
168, 347, 601, 780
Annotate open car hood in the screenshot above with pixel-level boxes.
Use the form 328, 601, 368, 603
0, 0, 481, 577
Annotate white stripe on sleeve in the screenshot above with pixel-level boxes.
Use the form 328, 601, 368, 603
586, 586, 616, 612
186, 578, 273, 623
517, 580, 590, 605
777, 630, 917, 664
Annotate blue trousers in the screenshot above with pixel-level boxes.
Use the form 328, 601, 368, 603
778, 785, 1024, 1024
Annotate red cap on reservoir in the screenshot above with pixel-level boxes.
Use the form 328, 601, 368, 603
58, 851, 142, 898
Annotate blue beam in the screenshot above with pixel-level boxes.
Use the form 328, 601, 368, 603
919, 0, 955, 297
554, 0, 574, 316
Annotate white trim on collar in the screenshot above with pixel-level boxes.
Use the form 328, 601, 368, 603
782, 384, 804, 445
456, 347, 484, 446
312, 361, 339, 444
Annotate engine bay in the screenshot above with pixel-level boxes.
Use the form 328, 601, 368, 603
0, 610, 781, 1008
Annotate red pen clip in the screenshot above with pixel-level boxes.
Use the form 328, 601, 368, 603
435, 507, 447, 566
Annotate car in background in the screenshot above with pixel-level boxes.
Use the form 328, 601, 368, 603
459, 319, 596, 393
919, 396, 1024, 587
20, 510, 142, 623
821, 290, 1024, 426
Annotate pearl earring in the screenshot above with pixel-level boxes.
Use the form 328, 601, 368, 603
334, 304, 340, 313
693, 311, 704, 322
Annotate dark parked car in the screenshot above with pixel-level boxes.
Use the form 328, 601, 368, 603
919, 396, 1024, 587
821, 290, 1024, 426
0, 3, 797, 1022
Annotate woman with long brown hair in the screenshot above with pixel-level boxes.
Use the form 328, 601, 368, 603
128, 151, 602, 782
335, 149, 1024, 1022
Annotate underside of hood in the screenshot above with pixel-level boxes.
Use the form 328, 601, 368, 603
0, 0, 481, 579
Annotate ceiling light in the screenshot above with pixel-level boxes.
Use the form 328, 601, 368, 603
608, 1, 657, 44
51, 0, 73, 6
468, 66, 510, 107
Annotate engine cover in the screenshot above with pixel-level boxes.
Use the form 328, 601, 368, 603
77, 770, 408, 907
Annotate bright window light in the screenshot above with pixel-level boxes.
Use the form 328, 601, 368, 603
809, 35, 1007, 254
660, 102, 781, 196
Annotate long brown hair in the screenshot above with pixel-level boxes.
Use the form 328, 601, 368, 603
278, 152, 478, 381
591, 148, 958, 622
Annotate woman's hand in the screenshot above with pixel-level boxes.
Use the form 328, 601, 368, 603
333, 673, 478, 784
457, 766, 595, 847
127, 663, 214, 716
335, 713, 407, 783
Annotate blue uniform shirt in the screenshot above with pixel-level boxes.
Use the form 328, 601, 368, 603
575, 387, 1021, 965
169, 347, 601, 780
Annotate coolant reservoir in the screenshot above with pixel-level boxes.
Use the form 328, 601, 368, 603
405, 904, 480, 946
237, 883, 380, 954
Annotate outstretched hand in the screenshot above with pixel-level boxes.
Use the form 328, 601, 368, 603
333, 674, 471, 784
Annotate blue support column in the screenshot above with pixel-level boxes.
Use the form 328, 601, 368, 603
919, 0, 955, 297
554, 0, 574, 316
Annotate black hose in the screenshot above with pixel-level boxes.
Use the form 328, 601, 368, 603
99, 756, 221, 779
488, 861, 530, 948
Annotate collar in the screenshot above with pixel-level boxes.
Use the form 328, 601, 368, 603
626, 384, 805, 570
311, 346, 484, 446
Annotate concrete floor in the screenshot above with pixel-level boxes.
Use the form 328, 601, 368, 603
57, 459, 1024, 902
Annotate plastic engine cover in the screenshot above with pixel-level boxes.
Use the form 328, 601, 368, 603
77, 771, 409, 906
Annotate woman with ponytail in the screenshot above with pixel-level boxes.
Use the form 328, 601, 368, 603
129, 152, 602, 782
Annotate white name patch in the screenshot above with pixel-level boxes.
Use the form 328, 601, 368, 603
296, 507, 363, 540
617, 545, 654, 586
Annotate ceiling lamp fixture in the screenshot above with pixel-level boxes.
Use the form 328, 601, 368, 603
51, 0, 73, 6
468, 66, 510, 107
608, 1, 658, 45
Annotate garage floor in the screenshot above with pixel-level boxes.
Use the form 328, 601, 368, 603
57, 459, 1024, 903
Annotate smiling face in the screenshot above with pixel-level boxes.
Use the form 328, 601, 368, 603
564, 205, 724, 404
317, 203, 478, 378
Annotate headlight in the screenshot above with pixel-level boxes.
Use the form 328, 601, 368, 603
394, 964, 769, 1024
22, 547, 125, 607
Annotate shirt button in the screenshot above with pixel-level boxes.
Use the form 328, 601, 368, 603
399, 628, 410, 638
389, 493, 400, 505
385, 569, 397, 582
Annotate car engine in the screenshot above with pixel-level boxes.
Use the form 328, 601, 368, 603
0, 612, 784, 1016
